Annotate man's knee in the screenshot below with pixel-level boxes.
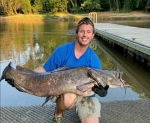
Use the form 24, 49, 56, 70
81, 117, 99, 123
61, 93, 77, 110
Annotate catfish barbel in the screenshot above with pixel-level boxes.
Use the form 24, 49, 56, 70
0, 62, 127, 105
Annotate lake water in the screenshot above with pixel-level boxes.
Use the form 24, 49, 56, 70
0, 20, 150, 107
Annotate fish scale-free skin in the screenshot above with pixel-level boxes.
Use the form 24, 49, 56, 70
1, 63, 125, 98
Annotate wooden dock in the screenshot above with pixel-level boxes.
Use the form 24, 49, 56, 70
95, 23, 150, 66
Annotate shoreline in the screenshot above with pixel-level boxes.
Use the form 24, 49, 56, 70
0, 11, 150, 22
1, 16, 150, 22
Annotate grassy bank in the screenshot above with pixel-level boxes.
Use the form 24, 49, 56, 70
0, 11, 150, 22
0, 13, 83, 22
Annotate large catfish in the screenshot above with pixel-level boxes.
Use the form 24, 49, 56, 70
0, 62, 127, 105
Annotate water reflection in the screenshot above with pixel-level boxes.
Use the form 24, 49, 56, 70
0, 21, 77, 69
0, 20, 150, 106
92, 40, 150, 99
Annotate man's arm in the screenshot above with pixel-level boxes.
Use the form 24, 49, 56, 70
34, 66, 46, 73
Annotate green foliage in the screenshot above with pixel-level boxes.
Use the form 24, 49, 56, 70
43, 14, 59, 18
32, 0, 43, 12
69, 6, 79, 13
21, 0, 31, 14
51, 0, 68, 13
135, 0, 148, 10
99, 0, 109, 11
1, 0, 150, 15
0, 0, 13, 15
44, 0, 53, 12
145, 0, 150, 9
80, 0, 101, 12
32, 0, 68, 13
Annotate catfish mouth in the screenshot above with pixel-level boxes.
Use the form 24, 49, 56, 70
109, 72, 130, 98
109, 72, 128, 88
109, 79, 126, 88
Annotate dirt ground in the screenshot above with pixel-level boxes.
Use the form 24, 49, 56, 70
91, 11, 150, 17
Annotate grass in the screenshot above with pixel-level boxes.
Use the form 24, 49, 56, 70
0, 14, 8, 17
43, 15, 59, 18
9, 16, 42, 19
64, 15, 75, 18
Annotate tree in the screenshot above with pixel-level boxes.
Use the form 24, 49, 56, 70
49, 0, 68, 13
12, 0, 22, 14
116, 0, 119, 11
80, 0, 101, 12
0, 0, 13, 15
21, 0, 31, 14
70, 0, 74, 7
145, 0, 150, 13
69, 0, 78, 8
32, 0, 43, 12
109, 0, 113, 11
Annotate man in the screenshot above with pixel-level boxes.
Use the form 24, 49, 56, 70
34, 17, 108, 123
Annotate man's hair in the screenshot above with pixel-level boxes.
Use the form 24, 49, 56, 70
76, 17, 95, 34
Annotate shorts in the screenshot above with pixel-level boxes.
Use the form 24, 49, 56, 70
51, 95, 101, 119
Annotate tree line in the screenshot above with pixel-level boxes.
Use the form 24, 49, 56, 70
0, 0, 150, 15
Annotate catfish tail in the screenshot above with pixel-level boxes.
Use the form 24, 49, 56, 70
0, 62, 12, 81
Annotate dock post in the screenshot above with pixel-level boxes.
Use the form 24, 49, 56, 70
144, 58, 147, 67
133, 53, 136, 61
125, 49, 128, 57
89, 12, 97, 25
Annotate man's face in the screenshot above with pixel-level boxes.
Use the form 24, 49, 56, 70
76, 24, 95, 47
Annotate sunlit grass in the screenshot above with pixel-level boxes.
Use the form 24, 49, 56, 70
8, 16, 42, 19
128, 16, 137, 18
1, 12, 82, 20
43, 15, 59, 18
64, 15, 75, 18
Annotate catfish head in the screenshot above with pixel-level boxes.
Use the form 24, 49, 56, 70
107, 71, 127, 88
88, 68, 127, 88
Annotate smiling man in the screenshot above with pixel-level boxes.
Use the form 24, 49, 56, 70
34, 17, 108, 123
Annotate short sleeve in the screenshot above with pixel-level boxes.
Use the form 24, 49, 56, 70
89, 51, 102, 69
43, 50, 61, 72
43, 43, 72, 72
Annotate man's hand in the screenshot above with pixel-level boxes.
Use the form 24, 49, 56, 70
5, 78, 15, 87
92, 83, 109, 97
5, 78, 23, 92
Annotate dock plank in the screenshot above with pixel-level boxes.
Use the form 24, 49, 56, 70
95, 23, 150, 62
95, 23, 150, 47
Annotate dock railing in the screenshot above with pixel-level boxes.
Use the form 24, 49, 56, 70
89, 12, 97, 25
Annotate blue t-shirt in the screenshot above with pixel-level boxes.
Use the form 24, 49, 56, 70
43, 41, 102, 97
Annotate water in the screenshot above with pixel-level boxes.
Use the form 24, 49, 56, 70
0, 20, 150, 107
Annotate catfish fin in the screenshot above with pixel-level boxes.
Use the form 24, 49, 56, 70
88, 69, 106, 87
76, 82, 94, 92
42, 96, 53, 106
14, 83, 25, 92
51, 66, 71, 73
16, 65, 36, 74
